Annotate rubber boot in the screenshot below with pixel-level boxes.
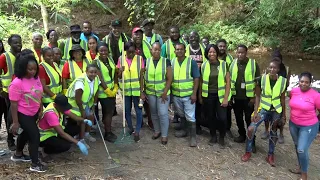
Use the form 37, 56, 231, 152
175, 118, 188, 137
189, 122, 197, 147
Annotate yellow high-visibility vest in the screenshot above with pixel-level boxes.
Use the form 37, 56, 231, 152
96, 57, 115, 98
40, 62, 62, 103
171, 57, 193, 97
1, 52, 15, 93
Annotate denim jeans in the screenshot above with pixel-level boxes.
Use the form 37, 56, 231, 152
147, 95, 170, 137
173, 96, 196, 122
289, 121, 319, 173
125, 96, 142, 133
246, 109, 281, 154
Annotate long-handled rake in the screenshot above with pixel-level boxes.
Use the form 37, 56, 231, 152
114, 44, 134, 145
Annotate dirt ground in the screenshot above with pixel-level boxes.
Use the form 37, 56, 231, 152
0, 97, 320, 180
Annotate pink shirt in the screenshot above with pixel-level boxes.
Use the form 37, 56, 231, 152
39, 109, 71, 130
117, 57, 145, 69
289, 87, 320, 126
9, 77, 43, 116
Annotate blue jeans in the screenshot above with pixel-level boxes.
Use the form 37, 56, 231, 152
125, 96, 142, 133
289, 121, 319, 173
246, 109, 281, 154
173, 96, 196, 122
147, 95, 170, 137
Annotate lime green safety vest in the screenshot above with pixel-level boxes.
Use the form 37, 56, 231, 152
40, 62, 62, 103
119, 55, 143, 96
141, 40, 152, 59
171, 57, 193, 97
85, 51, 99, 62
201, 60, 231, 103
219, 54, 233, 66
62, 38, 88, 60
1, 52, 15, 93
96, 57, 115, 98
39, 102, 64, 142
185, 43, 206, 62
103, 34, 129, 58
67, 59, 91, 86
66, 73, 100, 116
164, 38, 187, 60
143, 34, 162, 45
229, 59, 256, 97
260, 74, 287, 113
32, 48, 43, 63
145, 57, 170, 96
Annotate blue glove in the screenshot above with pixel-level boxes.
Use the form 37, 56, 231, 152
77, 141, 88, 155
84, 119, 93, 127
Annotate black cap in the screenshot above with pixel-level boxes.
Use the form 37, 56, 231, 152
111, 20, 122, 27
70, 24, 82, 33
141, 18, 155, 27
54, 94, 72, 112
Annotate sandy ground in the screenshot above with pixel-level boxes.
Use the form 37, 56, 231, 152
0, 97, 319, 180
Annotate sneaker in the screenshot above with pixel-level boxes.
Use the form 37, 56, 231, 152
85, 134, 96, 142
80, 139, 90, 149
261, 131, 269, 139
104, 132, 117, 143
241, 152, 252, 162
218, 137, 225, 148
134, 134, 140, 142
11, 154, 31, 162
278, 134, 285, 144
30, 162, 47, 173
208, 135, 217, 146
0, 149, 7, 156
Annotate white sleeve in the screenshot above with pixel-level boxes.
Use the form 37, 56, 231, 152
74, 81, 85, 91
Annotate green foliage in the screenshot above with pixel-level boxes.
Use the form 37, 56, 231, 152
124, 0, 156, 26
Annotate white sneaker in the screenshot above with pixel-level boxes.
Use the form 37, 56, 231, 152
80, 139, 90, 149
85, 134, 96, 142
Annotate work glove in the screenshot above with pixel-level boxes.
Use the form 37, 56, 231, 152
77, 141, 88, 155
104, 88, 113, 97
84, 119, 93, 127
109, 84, 118, 97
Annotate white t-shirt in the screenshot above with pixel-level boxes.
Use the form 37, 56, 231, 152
73, 75, 100, 102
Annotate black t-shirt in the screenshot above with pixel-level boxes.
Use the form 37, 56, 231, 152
207, 61, 230, 93
152, 58, 171, 68
189, 48, 203, 67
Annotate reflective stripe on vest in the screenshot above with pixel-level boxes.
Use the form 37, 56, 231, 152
230, 59, 256, 97
201, 60, 231, 103
165, 38, 187, 60
143, 34, 161, 45
39, 102, 64, 142
142, 40, 152, 59
185, 43, 206, 64
40, 62, 62, 103
1, 52, 15, 92
66, 73, 100, 116
260, 74, 286, 113
119, 55, 142, 96
32, 48, 43, 63
171, 57, 193, 97
96, 57, 115, 98
63, 38, 88, 60
145, 57, 170, 96
67, 59, 91, 86
85, 51, 100, 62
104, 34, 128, 59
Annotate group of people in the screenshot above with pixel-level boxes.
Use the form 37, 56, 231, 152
0, 19, 319, 180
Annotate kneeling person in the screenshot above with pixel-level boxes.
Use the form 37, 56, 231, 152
38, 94, 92, 155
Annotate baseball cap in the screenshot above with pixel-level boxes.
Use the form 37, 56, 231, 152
54, 94, 72, 112
70, 24, 82, 33
111, 20, 122, 27
141, 18, 155, 27
132, 27, 143, 34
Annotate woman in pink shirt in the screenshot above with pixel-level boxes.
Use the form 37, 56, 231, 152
9, 50, 46, 173
289, 72, 320, 180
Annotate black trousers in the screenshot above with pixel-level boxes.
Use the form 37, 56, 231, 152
203, 93, 227, 137
0, 96, 7, 129
40, 120, 80, 154
226, 105, 232, 131
4, 96, 15, 144
16, 111, 40, 164
232, 98, 254, 137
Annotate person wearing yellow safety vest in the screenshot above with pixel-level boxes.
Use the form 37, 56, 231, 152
241, 60, 287, 167
93, 42, 118, 143
62, 44, 91, 92
62, 25, 88, 61
0, 34, 22, 151
66, 64, 100, 147
117, 41, 145, 142
86, 36, 99, 62
199, 44, 231, 148
141, 19, 163, 46
102, 20, 129, 65
46, 29, 64, 58
261, 50, 291, 144
161, 26, 187, 60
52, 47, 63, 70
172, 43, 200, 147
144, 42, 173, 145
230, 44, 260, 144
182, 34, 189, 45
38, 94, 92, 158
31, 32, 43, 63
39, 47, 62, 108
131, 27, 153, 129
217, 39, 234, 139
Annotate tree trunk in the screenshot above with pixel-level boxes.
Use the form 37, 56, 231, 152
40, 2, 49, 33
